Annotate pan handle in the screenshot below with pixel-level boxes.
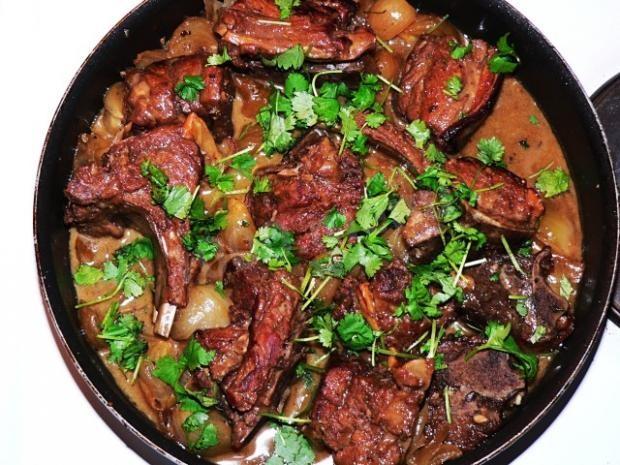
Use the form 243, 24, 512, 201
592, 73, 620, 326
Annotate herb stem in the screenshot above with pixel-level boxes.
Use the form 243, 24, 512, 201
375, 348, 419, 359
75, 278, 124, 309
257, 19, 292, 26
311, 70, 344, 97
261, 413, 312, 425
302, 277, 332, 311
130, 355, 143, 385
376, 36, 394, 53
453, 241, 471, 286
444, 386, 452, 424
376, 74, 403, 94
528, 161, 554, 179
500, 235, 526, 276
215, 147, 253, 165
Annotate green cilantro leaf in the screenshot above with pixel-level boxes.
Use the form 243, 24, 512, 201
230, 153, 257, 177
266, 424, 315, 465
424, 143, 447, 163
182, 210, 227, 262
312, 314, 336, 348
313, 96, 340, 125
406, 119, 431, 148
292, 91, 318, 127
324, 209, 347, 230
444, 75, 463, 99
174, 75, 205, 101
183, 338, 216, 371
253, 176, 272, 194
529, 325, 547, 344
206, 47, 231, 66
251, 225, 299, 271
74, 264, 104, 286
489, 33, 520, 74
535, 168, 570, 198
559, 275, 574, 300
476, 137, 506, 167
389, 198, 411, 224
163, 185, 193, 219
284, 73, 309, 97
450, 40, 473, 59
263, 44, 305, 71
336, 313, 375, 351
141, 160, 170, 204
275, 0, 301, 19
365, 112, 387, 129
98, 302, 147, 371
366, 172, 389, 197
467, 321, 538, 380
205, 165, 235, 193
529, 114, 540, 125
355, 193, 390, 230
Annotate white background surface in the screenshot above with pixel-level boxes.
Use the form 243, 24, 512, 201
0, 0, 618, 464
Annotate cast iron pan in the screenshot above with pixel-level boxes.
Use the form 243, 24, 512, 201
33, 0, 620, 464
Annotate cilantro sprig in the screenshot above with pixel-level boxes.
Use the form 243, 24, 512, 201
182, 198, 227, 262
98, 302, 147, 373
175, 75, 205, 101
251, 225, 299, 271
153, 338, 219, 450
466, 321, 538, 380
74, 238, 155, 308
141, 160, 194, 219
266, 423, 315, 465
489, 33, 520, 74
534, 168, 570, 198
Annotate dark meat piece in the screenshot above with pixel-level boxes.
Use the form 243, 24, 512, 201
423, 336, 525, 451
356, 114, 430, 175
196, 259, 303, 447
311, 357, 434, 465
354, 118, 543, 240
446, 157, 545, 238
249, 130, 363, 259
333, 261, 456, 351
401, 189, 442, 263
462, 247, 572, 347
215, 0, 375, 67
125, 55, 234, 140
397, 35, 502, 152
65, 124, 202, 337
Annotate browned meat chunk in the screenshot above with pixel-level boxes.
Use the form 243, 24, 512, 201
422, 337, 525, 452
401, 189, 443, 263
462, 247, 573, 347
125, 55, 234, 140
249, 131, 363, 259
65, 124, 202, 336
311, 357, 434, 465
215, 0, 375, 66
196, 259, 303, 447
333, 261, 456, 351
356, 115, 430, 175
446, 157, 545, 237
397, 35, 501, 152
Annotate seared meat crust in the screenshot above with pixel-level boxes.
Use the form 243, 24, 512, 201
65, 124, 202, 320
249, 131, 364, 259
125, 55, 234, 140
215, 0, 375, 66
196, 259, 303, 447
311, 357, 434, 465
397, 35, 501, 152
462, 247, 572, 347
424, 337, 525, 451
446, 157, 545, 238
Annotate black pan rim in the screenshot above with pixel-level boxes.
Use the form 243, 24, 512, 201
33, 0, 619, 464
